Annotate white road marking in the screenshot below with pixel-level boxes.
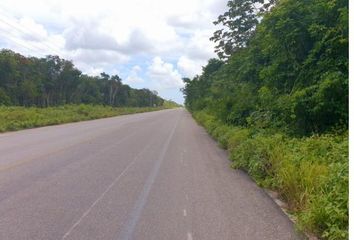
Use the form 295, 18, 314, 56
187, 232, 193, 240
61, 143, 151, 240
119, 115, 181, 240
183, 209, 187, 216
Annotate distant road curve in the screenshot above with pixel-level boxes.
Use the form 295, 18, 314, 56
0, 108, 300, 240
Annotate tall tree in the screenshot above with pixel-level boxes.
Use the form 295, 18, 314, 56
211, 0, 276, 60
185, 0, 348, 135
0, 49, 168, 108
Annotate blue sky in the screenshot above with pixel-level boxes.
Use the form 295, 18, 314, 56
0, 0, 228, 104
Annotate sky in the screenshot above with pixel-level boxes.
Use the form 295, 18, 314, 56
0, 0, 228, 104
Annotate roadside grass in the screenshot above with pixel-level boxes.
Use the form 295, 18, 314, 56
0, 104, 170, 132
192, 110, 348, 240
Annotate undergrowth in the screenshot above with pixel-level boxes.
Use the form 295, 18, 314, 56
0, 104, 168, 132
193, 110, 348, 240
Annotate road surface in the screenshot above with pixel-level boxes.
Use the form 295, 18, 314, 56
0, 108, 300, 240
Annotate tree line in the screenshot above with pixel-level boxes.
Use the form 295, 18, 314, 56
0, 49, 165, 107
183, 0, 348, 136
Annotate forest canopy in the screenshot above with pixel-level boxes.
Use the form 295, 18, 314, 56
0, 49, 166, 108
183, 0, 348, 238
184, 0, 348, 136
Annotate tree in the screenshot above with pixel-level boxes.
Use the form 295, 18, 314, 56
184, 0, 348, 135
0, 49, 166, 108
108, 75, 122, 106
211, 0, 276, 60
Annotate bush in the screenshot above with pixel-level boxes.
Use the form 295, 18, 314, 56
227, 128, 251, 149
0, 105, 168, 132
193, 110, 348, 239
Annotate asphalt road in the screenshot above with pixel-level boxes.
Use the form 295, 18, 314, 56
0, 108, 300, 240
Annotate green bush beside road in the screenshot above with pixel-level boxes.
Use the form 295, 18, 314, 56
193, 110, 348, 239
182, 0, 348, 238
0, 104, 170, 132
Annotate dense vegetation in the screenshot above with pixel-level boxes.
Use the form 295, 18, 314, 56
0, 49, 166, 107
183, 0, 348, 239
192, 112, 347, 239
0, 105, 170, 132
0, 49, 182, 131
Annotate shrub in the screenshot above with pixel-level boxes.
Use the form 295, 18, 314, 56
0, 105, 168, 132
192, 110, 348, 239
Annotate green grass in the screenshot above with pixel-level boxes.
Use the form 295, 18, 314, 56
192, 110, 348, 240
0, 104, 170, 132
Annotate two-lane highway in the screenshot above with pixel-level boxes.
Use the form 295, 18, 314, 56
0, 109, 300, 240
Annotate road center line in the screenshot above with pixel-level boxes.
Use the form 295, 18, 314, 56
118, 114, 180, 240
187, 232, 193, 240
61, 142, 151, 240
183, 209, 187, 216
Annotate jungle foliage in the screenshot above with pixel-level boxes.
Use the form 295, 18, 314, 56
193, 111, 348, 239
185, 0, 348, 136
183, 0, 348, 238
0, 50, 166, 108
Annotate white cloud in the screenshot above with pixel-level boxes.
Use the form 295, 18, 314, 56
0, 13, 64, 57
132, 65, 142, 72
69, 49, 129, 66
167, 11, 213, 30
0, 0, 225, 57
177, 56, 205, 78
118, 29, 155, 55
0, 0, 229, 104
174, 30, 217, 78
148, 57, 184, 90
186, 30, 216, 60
125, 65, 144, 84
64, 20, 119, 51
18, 17, 48, 41
80, 65, 104, 76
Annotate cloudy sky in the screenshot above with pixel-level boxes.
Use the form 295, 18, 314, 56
0, 0, 228, 104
